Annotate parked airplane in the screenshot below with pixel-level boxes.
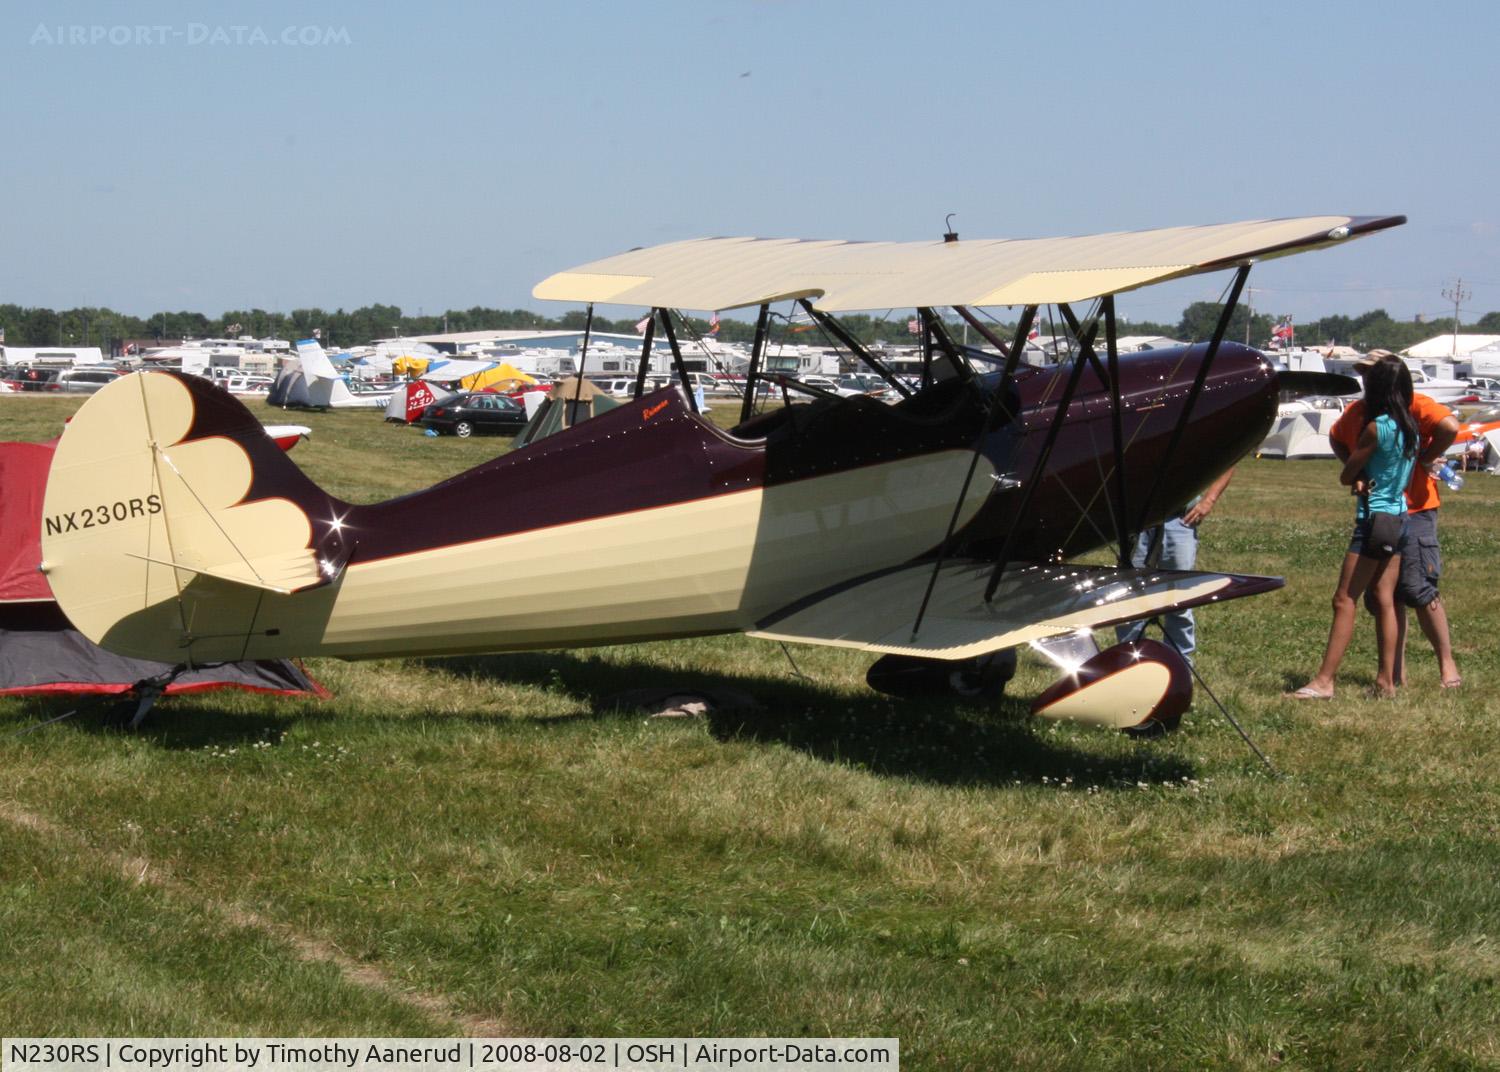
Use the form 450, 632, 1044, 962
39, 214, 1401, 732
267, 340, 390, 409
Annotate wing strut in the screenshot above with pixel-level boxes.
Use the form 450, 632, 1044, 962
657, 309, 699, 414
918, 308, 974, 383
981, 308, 1104, 602
1055, 300, 1131, 566
740, 303, 771, 424
798, 300, 913, 400
953, 306, 1027, 418
908, 304, 1037, 640
1056, 303, 1108, 382
670, 309, 749, 409
1131, 264, 1251, 535
572, 302, 595, 412
1102, 296, 1132, 566
632, 309, 657, 400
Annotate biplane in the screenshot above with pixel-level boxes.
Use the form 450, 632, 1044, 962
39, 214, 1402, 733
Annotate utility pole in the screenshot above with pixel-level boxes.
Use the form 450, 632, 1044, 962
1442, 278, 1470, 357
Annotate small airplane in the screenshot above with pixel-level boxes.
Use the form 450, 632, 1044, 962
267, 340, 391, 409
39, 214, 1402, 733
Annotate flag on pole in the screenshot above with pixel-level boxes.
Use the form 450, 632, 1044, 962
708, 312, 720, 336
1271, 316, 1294, 346
634, 314, 652, 335
907, 317, 921, 336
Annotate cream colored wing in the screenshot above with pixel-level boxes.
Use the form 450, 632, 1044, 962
748, 561, 1282, 660
533, 215, 1404, 312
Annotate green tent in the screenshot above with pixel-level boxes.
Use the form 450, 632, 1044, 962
513, 376, 624, 448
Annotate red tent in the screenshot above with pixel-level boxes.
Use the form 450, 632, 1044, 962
384, 379, 454, 424
0, 439, 325, 699
0, 440, 54, 605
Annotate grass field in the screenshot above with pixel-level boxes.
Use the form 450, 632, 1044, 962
3, 393, 1499, 1069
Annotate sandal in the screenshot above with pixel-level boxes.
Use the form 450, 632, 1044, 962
1288, 685, 1333, 700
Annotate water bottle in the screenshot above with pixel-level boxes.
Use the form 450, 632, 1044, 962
1432, 461, 1464, 491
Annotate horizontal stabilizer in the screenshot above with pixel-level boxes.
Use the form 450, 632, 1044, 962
749, 561, 1282, 660
125, 545, 341, 595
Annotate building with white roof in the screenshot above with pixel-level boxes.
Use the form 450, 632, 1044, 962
1402, 334, 1500, 361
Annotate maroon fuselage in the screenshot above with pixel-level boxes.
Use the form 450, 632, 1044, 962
981, 341, 1277, 559
181, 342, 1277, 576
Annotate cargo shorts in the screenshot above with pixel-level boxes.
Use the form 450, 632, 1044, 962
1397, 508, 1442, 608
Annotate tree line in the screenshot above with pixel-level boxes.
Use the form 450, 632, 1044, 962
3, 301, 1497, 355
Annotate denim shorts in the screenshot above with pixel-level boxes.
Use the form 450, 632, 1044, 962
1396, 508, 1442, 607
1347, 513, 1408, 558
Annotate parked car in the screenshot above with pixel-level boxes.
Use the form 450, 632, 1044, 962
592, 376, 671, 398
420, 392, 528, 437
13, 367, 61, 391
836, 373, 890, 397
56, 367, 123, 393
1467, 377, 1500, 402
8, 366, 121, 393
222, 375, 275, 394
591, 378, 637, 398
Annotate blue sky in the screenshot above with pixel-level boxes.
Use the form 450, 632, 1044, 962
3, 0, 1497, 329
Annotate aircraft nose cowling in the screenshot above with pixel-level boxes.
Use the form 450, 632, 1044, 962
1142, 339, 1280, 485
1099, 341, 1279, 539
1213, 340, 1283, 444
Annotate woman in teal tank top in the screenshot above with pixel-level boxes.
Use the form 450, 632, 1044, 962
1293, 355, 1417, 699
1356, 412, 1416, 520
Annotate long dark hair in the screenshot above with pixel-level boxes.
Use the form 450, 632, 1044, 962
1363, 354, 1417, 458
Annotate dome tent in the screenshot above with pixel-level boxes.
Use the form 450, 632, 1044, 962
512, 375, 624, 447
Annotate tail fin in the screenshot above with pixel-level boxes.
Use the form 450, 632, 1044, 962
41, 372, 347, 663
295, 337, 340, 380
293, 337, 358, 408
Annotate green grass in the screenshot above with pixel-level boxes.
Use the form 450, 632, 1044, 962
4, 393, 1500, 1068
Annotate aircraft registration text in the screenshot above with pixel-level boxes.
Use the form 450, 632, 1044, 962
44, 494, 162, 536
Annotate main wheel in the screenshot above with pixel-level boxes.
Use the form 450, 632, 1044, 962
454, 420, 474, 438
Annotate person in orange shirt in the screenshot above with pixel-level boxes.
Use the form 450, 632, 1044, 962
1329, 351, 1461, 689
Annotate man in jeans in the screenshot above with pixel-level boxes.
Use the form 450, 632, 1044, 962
1329, 351, 1461, 688
1116, 467, 1235, 666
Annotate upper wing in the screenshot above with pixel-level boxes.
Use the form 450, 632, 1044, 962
748, 560, 1282, 660
533, 215, 1405, 312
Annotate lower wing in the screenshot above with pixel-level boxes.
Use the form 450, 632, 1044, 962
749, 560, 1282, 659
